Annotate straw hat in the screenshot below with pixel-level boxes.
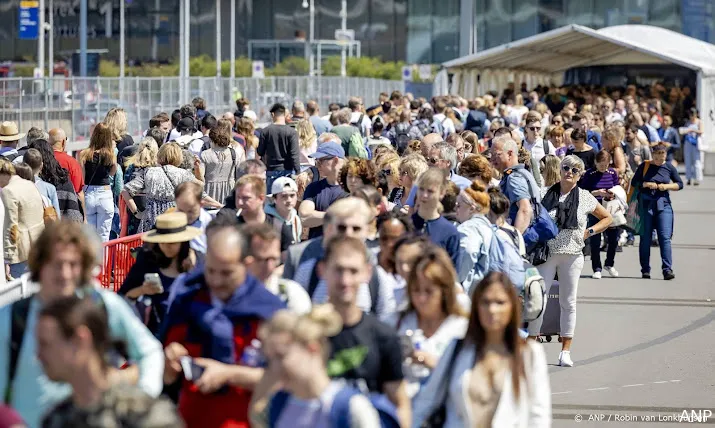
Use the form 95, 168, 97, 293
143, 212, 202, 243
0, 122, 26, 142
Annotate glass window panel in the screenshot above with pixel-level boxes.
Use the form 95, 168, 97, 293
513, 0, 539, 41
407, 0, 432, 63
481, 0, 514, 49
431, 0, 460, 63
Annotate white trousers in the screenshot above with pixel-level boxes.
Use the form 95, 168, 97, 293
528, 253, 584, 338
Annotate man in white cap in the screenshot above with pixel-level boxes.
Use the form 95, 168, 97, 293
265, 176, 302, 254
0, 122, 26, 162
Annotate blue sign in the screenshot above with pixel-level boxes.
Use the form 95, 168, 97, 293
18, 1, 40, 40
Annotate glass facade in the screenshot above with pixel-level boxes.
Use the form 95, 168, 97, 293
407, 0, 715, 63
0, 0, 712, 66
0, 0, 407, 63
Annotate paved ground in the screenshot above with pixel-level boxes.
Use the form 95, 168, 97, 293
545, 177, 715, 427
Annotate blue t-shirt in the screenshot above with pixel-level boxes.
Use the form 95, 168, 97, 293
303, 179, 349, 238
310, 116, 333, 137
412, 214, 464, 272
631, 162, 683, 210
499, 165, 540, 221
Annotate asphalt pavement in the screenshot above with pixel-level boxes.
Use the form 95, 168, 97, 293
545, 177, 715, 427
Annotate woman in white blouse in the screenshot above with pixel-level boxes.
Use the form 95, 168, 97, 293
387, 246, 469, 399
528, 155, 612, 367
412, 272, 551, 428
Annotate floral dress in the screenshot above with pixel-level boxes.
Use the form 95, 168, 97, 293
124, 165, 200, 233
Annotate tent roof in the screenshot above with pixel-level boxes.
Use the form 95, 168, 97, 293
443, 24, 715, 76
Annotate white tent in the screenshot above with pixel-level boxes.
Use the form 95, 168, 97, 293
443, 24, 715, 169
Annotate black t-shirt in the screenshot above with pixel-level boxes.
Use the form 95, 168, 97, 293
328, 313, 404, 394
303, 179, 349, 238
116, 134, 135, 154
256, 124, 300, 172
567, 147, 596, 171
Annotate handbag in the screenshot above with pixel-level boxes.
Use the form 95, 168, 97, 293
511, 169, 559, 251
603, 198, 626, 227
421, 339, 464, 428
39, 193, 58, 225
625, 161, 651, 235
529, 242, 550, 266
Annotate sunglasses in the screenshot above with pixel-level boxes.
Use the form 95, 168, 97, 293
336, 224, 364, 233
528, 127, 541, 132
562, 165, 581, 175
382, 169, 392, 176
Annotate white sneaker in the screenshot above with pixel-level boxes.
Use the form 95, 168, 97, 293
592, 271, 602, 279
604, 266, 619, 277
559, 351, 574, 367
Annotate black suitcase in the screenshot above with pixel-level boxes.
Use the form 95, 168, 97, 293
539, 281, 560, 343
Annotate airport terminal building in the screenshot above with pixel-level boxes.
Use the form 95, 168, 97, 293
0, 0, 712, 67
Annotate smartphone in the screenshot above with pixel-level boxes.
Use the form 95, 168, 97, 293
144, 273, 163, 293
180, 356, 205, 381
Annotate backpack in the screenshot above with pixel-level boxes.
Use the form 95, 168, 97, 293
268, 386, 400, 428
393, 123, 411, 154
414, 119, 431, 137
351, 113, 366, 137
0, 151, 20, 162
307, 259, 380, 314
432, 117, 445, 137
486, 225, 545, 322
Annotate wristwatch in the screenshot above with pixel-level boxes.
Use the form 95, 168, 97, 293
587, 228, 595, 236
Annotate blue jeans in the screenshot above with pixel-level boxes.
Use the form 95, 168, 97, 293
684, 141, 702, 182
9, 261, 27, 279
639, 201, 674, 273
84, 185, 115, 242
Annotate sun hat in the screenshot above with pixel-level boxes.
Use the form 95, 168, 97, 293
143, 212, 202, 243
269, 176, 298, 197
0, 122, 26, 142
308, 141, 345, 160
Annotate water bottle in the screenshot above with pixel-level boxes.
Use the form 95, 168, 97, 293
240, 339, 264, 367
411, 329, 430, 378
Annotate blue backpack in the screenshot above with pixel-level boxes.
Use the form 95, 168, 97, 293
486, 225, 526, 291
268, 387, 400, 428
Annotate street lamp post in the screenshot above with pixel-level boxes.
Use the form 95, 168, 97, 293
302, 0, 315, 76
340, 0, 346, 77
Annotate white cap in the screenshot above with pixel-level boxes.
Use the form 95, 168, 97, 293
243, 110, 258, 121
269, 176, 298, 196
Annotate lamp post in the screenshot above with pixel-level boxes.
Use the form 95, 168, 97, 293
340, 0, 346, 77
302, 0, 314, 76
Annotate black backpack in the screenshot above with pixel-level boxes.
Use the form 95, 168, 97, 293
306, 259, 380, 314
350, 113, 366, 137
0, 152, 20, 162
414, 119, 431, 137
394, 123, 411, 153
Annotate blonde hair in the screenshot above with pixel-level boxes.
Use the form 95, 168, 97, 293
157, 142, 183, 167
399, 153, 429, 182
236, 118, 258, 150
416, 167, 448, 191
259, 304, 343, 361
104, 107, 128, 141
296, 119, 317, 150
0, 158, 16, 176
325, 197, 372, 225
125, 137, 158, 168
236, 173, 266, 196
540, 154, 561, 187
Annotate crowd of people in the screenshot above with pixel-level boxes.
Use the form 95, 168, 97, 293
0, 81, 696, 427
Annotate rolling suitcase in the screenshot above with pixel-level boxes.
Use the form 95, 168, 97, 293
539, 281, 560, 342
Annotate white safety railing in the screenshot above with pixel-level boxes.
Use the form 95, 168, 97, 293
0, 76, 404, 151
0, 274, 40, 308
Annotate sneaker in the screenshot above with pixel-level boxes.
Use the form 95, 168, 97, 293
616, 245, 623, 253
625, 238, 635, 247
694, 181, 700, 186
687, 180, 692, 185
664, 270, 675, 280
604, 266, 619, 277
558, 351, 574, 367
592, 271, 602, 279
642, 272, 651, 279
651, 239, 659, 247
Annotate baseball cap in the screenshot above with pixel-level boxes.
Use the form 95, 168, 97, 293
243, 110, 257, 121
270, 176, 298, 196
308, 141, 345, 160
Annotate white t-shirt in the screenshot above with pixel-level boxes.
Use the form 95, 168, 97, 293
433, 113, 456, 136
523, 137, 556, 163
350, 111, 371, 137
265, 274, 312, 315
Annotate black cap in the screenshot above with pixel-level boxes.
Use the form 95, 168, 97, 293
177, 117, 195, 132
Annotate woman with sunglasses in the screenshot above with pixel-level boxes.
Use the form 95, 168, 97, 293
413, 272, 551, 428
528, 155, 612, 367
630, 144, 683, 280
388, 247, 469, 399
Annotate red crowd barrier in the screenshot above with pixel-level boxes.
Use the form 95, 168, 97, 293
99, 234, 144, 292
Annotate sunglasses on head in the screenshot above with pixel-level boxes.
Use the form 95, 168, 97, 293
562, 165, 581, 174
